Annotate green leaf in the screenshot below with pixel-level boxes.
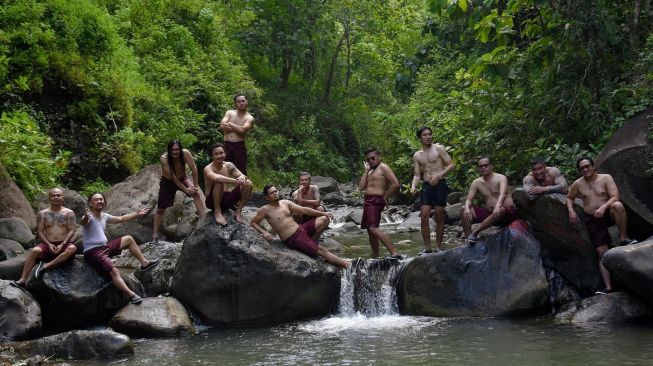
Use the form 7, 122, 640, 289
458, 0, 468, 12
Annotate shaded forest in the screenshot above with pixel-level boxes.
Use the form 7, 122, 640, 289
1, 0, 652, 200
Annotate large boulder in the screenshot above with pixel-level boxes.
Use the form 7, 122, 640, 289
0, 253, 26, 280
0, 162, 36, 231
596, 107, 653, 240
25, 257, 143, 328
0, 238, 24, 260
0, 218, 35, 249
171, 214, 341, 326
109, 297, 195, 337
10, 330, 133, 359
396, 211, 434, 231
311, 176, 339, 194
35, 188, 87, 221
603, 240, 653, 305
0, 280, 42, 341
132, 241, 181, 297
514, 189, 603, 295
554, 292, 651, 323
104, 164, 203, 244
396, 220, 549, 317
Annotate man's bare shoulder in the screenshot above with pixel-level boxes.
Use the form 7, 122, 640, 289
523, 173, 535, 183
310, 184, 319, 191
547, 166, 562, 175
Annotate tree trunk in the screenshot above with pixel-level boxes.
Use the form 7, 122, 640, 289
323, 30, 347, 104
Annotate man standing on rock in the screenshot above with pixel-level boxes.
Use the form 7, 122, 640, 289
522, 158, 568, 200
12, 188, 77, 287
204, 143, 253, 225
220, 94, 255, 175
410, 127, 455, 254
566, 157, 637, 294
292, 172, 325, 223
359, 148, 401, 258
461, 157, 518, 244
153, 140, 205, 243
251, 185, 349, 268
82, 193, 160, 304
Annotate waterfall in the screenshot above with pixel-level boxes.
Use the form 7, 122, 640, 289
338, 258, 406, 316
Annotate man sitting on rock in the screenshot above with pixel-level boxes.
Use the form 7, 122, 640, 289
12, 188, 77, 287
291, 172, 325, 223
566, 157, 637, 295
82, 193, 160, 304
203, 143, 253, 225
522, 157, 568, 200
251, 185, 349, 268
461, 157, 518, 244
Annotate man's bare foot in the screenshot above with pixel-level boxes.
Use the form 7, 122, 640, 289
214, 213, 227, 225
235, 210, 243, 223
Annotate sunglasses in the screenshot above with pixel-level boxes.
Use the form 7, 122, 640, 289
478, 163, 490, 168
579, 164, 592, 170
366, 156, 377, 162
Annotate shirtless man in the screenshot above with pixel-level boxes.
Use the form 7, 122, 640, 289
220, 94, 255, 175
82, 193, 159, 304
359, 148, 401, 258
153, 140, 205, 242
461, 157, 518, 244
292, 172, 325, 223
410, 127, 455, 253
251, 185, 348, 268
12, 188, 77, 287
203, 143, 253, 225
566, 157, 637, 294
523, 157, 568, 200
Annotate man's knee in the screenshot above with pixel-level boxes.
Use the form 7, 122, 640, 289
317, 216, 330, 226
243, 180, 253, 188
63, 245, 77, 255
156, 208, 166, 215
610, 201, 625, 213
595, 245, 609, 257
30, 247, 44, 257
121, 235, 136, 247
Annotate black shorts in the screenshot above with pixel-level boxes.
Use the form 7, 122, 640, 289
420, 180, 448, 207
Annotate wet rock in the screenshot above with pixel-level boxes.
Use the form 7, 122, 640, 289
11, 330, 133, 359
311, 176, 339, 194
0, 238, 24, 260
0, 162, 37, 231
35, 189, 87, 222
25, 257, 143, 329
171, 214, 341, 326
554, 292, 651, 323
514, 189, 603, 295
347, 208, 363, 225
104, 165, 202, 244
595, 107, 653, 240
321, 237, 343, 254
0, 280, 42, 341
396, 220, 549, 317
603, 240, 653, 305
109, 297, 195, 337
0, 218, 35, 249
0, 253, 26, 280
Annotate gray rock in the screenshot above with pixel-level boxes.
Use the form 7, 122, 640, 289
311, 176, 339, 194
321, 237, 343, 254
0, 253, 26, 280
555, 292, 651, 323
596, 107, 653, 239
0, 218, 35, 249
396, 220, 549, 317
603, 240, 653, 305
396, 211, 434, 231
104, 165, 202, 244
514, 189, 603, 295
338, 182, 357, 195
0, 162, 37, 231
0, 280, 42, 341
347, 208, 363, 225
446, 191, 465, 205
322, 192, 346, 205
0, 238, 25, 260
25, 257, 143, 328
11, 330, 133, 359
113, 241, 180, 297
171, 215, 341, 326
35, 189, 87, 222
444, 202, 463, 223
109, 297, 195, 337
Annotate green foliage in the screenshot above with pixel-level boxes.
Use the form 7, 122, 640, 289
79, 178, 111, 199
0, 110, 69, 200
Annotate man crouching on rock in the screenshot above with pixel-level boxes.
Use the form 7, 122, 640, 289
81, 193, 160, 304
251, 185, 349, 268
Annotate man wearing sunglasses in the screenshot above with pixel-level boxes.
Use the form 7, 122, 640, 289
461, 157, 517, 244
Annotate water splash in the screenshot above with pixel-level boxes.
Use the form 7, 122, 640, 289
339, 258, 404, 316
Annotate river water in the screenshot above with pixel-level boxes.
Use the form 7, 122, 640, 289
77, 225, 653, 366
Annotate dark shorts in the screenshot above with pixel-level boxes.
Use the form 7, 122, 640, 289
224, 141, 247, 176
158, 175, 194, 209
473, 206, 519, 226
83, 237, 123, 279
205, 185, 242, 212
35, 241, 75, 262
361, 195, 385, 229
584, 210, 614, 248
420, 180, 449, 207
284, 218, 319, 256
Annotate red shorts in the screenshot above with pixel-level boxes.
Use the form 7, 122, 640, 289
584, 209, 614, 248
157, 175, 194, 209
361, 195, 385, 229
473, 206, 519, 226
36, 241, 75, 262
83, 237, 123, 279
284, 218, 319, 256
224, 141, 248, 176
205, 185, 242, 211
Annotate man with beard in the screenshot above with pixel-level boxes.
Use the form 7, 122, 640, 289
522, 157, 568, 200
